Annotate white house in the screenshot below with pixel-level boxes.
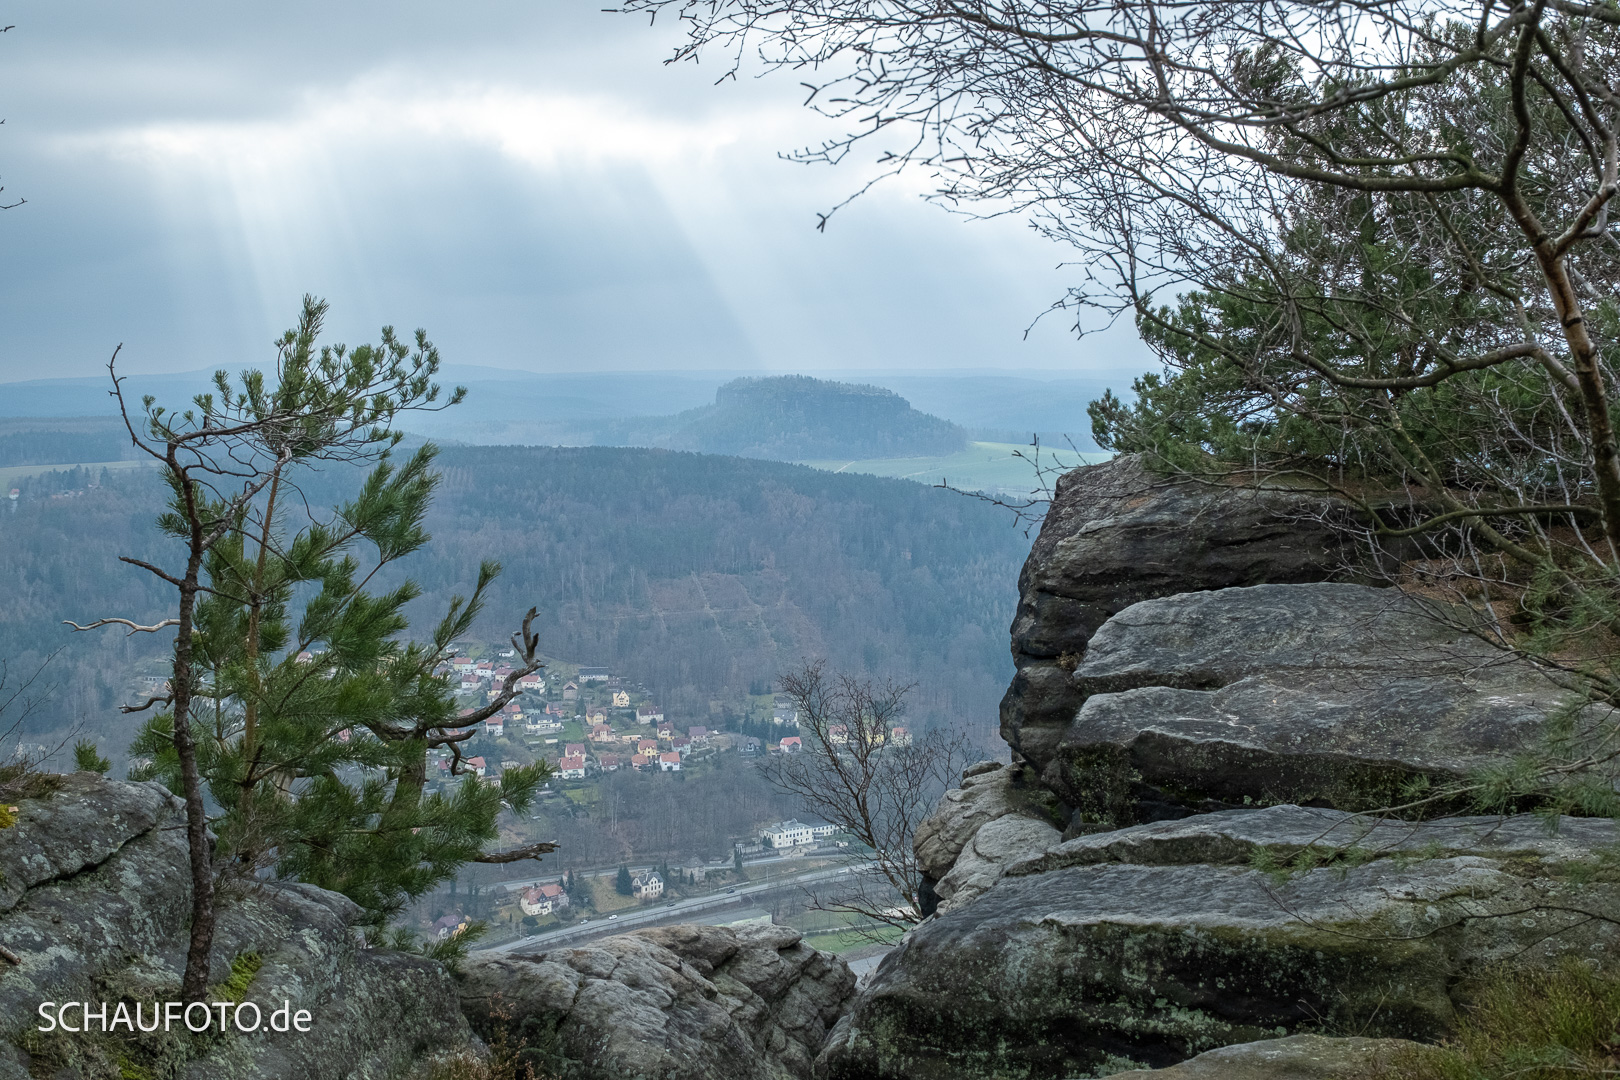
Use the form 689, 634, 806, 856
518, 673, 545, 693
577, 667, 611, 683
658, 751, 682, 772
635, 705, 663, 725
762, 820, 815, 848
631, 870, 664, 900
807, 822, 838, 840
558, 755, 587, 780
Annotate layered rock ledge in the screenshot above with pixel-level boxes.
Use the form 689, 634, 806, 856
1048, 582, 1588, 823
819, 806, 1620, 1080
1002, 456, 1362, 773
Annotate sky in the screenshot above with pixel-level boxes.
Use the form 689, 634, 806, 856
0, 1, 1155, 382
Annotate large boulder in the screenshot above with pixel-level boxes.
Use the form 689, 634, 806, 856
460, 923, 857, 1080
0, 772, 473, 1080
1002, 456, 1362, 776
911, 761, 1062, 916
1046, 583, 1580, 823
815, 806, 1620, 1080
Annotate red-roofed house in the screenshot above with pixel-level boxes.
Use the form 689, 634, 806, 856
467, 756, 487, 777
589, 724, 614, 744
558, 755, 587, 780
485, 715, 505, 737
449, 657, 474, 674
598, 753, 623, 772
778, 737, 802, 754
889, 726, 913, 747
631, 753, 652, 769
520, 882, 570, 916
658, 751, 682, 772
518, 672, 544, 691
565, 742, 586, 758
637, 739, 658, 755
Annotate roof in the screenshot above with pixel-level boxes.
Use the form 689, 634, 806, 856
659, 752, 680, 763
559, 755, 586, 770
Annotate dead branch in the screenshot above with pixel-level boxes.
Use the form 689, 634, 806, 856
473, 841, 560, 864
63, 617, 181, 636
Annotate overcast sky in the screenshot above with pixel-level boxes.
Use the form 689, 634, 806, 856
0, 1, 1153, 381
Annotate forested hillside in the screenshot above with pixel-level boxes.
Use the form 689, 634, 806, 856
0, 441, 1028, 761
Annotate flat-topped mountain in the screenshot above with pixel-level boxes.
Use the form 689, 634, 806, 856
615, 376, 969, 460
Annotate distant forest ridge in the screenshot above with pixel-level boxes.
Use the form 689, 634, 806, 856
0, 439, 1030, 764
0, 368, 1129, 453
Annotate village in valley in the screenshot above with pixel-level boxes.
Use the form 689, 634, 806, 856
125, 641, 899, 952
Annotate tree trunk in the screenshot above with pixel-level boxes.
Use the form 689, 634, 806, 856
171, 478, 216, 1003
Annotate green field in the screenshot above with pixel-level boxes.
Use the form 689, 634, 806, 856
797, 442, 1108, 494
0, 459, 155, 488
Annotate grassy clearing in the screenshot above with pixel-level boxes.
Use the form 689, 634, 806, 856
1389, 960, 1620, 1080
798, 925, 904, 954
580, 876, 642, 914
796, 442, 1108, 493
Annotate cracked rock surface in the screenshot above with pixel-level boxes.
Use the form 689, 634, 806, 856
0, 773, 472, 1080
1049, 583, 1584, 822
461, 923, 856, 1080
818, 804, 1620, 1080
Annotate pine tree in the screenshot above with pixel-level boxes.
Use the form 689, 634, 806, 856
101, 299, 554, 985
615, 865, 633, 896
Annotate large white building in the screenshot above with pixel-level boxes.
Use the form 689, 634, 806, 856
762, 820, 838, 848
762, 820, 814, 848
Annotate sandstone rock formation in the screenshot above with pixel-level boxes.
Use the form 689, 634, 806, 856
460, 923, 856, 1080
818, 806, 1620, 1079
1108, 1034, 1433, 1080
912, 760, 1062, 916
0, 772, 473, 1080
1002, 455, 1362, 776
1049, 582, 1582, 823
